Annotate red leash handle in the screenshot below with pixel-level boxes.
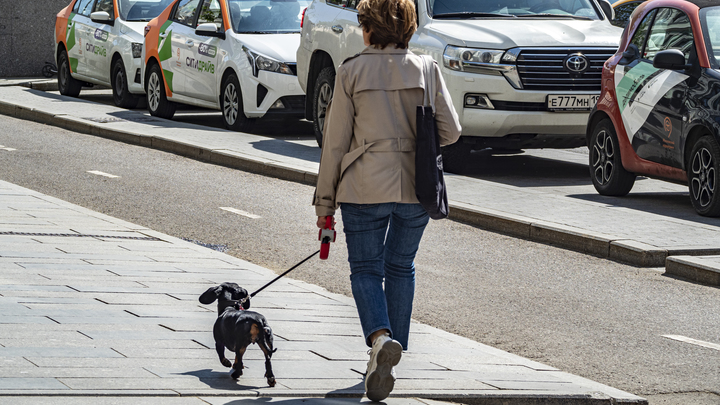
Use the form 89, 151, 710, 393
318, 215, 336, 260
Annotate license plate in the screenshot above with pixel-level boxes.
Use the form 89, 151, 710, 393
547, 94, 599, 111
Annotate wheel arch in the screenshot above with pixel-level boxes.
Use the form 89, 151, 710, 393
144, 56, 159, 92
684, 124, 713, 171
56, 42, 67, 64
305, 50, 334, 120
219, 66, 239, 105
586, 110, 611, 145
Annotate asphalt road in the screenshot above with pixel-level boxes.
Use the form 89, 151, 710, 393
1, 106, 719, 405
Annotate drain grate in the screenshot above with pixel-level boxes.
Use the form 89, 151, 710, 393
0, 231, 161, 241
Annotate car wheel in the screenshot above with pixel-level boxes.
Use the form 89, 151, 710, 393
688, 135, 720, 216
312, 67, 335, 147
589, 118, 635, 196
146, 63, 176, 119
112, 58, 140, 109
57, 49, 82, 97
441, 140, 473, 174
221, 73, 254, 132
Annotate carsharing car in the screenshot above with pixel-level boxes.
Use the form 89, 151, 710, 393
587, 0, 720, 216
55, 0, 175, 107
142, 0, 307, 131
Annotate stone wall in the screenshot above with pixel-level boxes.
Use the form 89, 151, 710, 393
0, 0, 71, 77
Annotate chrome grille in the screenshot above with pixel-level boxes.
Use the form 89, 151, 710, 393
516, 48, 616, 91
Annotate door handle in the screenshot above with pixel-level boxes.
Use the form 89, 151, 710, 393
331, 25, 343, 33
186, 39, 194, 47
159, 33, 167, 39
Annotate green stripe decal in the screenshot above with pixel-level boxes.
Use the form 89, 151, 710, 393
70, 57, 79, 72
615, 62, 659, 113
66, 22, 76, 51
162, 69, 174, 93
158, 29, 173, 62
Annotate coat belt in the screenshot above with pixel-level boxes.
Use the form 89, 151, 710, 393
339, 138, 415, 176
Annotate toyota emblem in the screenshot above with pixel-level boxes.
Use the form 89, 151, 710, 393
564, 53, 589, 73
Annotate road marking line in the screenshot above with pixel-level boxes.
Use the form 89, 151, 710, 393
87, 170, 120, 178
0, 145, 16, 151
220, 207, 261, 219
662, 335, 720, 351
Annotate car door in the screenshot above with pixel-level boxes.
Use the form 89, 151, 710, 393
328, 0, 365, 63
164, 0, 204, 96
70, 0, 96, 76
634, 8, 693, 168
183, 0, 223, 102
85, 0, 114, 82
614, 8, 691, 168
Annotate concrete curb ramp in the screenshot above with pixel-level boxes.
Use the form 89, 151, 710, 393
1, 83, 719, 288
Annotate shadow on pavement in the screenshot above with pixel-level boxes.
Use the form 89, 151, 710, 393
457, 153, 591, 187
180, 368, 264, 390
251, 139, 321, 163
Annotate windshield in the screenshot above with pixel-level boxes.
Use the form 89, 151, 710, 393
118, 0, 176, 21
702, 6, 720, 68
429, 0, 601, 19
228, 0, 310, 33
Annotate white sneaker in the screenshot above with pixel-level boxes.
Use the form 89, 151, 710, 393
365, 333, 402, 402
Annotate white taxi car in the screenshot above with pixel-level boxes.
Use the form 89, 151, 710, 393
142, 0, 307, 131
55, 0, 175, 107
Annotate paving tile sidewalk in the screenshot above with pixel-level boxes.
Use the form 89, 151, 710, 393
0, 180, 645, 403
0, 84, 719, 284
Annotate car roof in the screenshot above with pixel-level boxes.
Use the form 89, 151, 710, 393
662, 0, 720, 8
612, 0, 645, 8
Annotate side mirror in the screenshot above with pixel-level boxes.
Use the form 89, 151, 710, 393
598, 0, 614, 20
90, 11, 114, 25
196, 22, 226, 39
653, 49, 691, 70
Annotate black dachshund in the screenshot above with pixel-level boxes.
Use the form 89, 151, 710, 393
199, 282, 276, 387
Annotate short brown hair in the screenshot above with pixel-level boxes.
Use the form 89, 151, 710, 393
357, 0, 417, 49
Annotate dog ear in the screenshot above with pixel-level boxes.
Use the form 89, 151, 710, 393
199, 286, 222, 304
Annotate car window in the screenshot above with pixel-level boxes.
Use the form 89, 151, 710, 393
118, 0, 176, 21
172, 0, 202, 26
197, 0, 223, 28
428, 0, 601, 19
700, 6, 720, 68
228, 0, 310, 33
75, 0, 95, 15
629, 9, 655, 54
644, 8, 694, 62
327, 0, 360, 9
94, 0, 115, 18
612, 1, 642, 28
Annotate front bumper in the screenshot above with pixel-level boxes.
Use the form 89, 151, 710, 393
240, 70, 306, 118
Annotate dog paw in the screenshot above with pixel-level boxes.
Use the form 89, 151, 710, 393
230, 370, 241, 379
267, 377, 276, 387
221, 358, 232, 367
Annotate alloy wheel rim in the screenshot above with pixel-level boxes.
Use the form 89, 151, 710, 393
223, 83, 239, 125
60, 59, 68, 90
148, 72, 160, 112
317, 82, 332, 134
115, 68, 125, 98
691, 147, 715, 208
592, 129, 615, 185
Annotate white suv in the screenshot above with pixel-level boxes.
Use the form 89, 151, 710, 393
297, 0, 623, 170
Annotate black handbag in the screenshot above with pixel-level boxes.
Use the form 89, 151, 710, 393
415, 55, 449, 220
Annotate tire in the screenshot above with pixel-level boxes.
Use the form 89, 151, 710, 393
312, 67, 335, 147
112, 58, 140, 109
688, 135, 720, 216
589, 119, 636, 196
146, 63, 176, 119
57, 49, 82, 97
221, 73, 254, 132
441, 140, 473, 174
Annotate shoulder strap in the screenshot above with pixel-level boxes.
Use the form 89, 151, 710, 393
420, 55, 436, 113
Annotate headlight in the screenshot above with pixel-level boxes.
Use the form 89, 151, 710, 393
243, 47, 294, 77
443, 45, 523, 89
443, 46, 505, 71
131, 42, 143, 59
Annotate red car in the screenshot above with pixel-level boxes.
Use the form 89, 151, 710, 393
587, 0, 720, 216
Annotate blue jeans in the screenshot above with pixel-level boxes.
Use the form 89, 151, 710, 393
340, 202, 429, 350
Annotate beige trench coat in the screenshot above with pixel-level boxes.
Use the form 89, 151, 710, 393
313, 46, 462, 217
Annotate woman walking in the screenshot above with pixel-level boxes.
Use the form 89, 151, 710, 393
313, 0, 461, 400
